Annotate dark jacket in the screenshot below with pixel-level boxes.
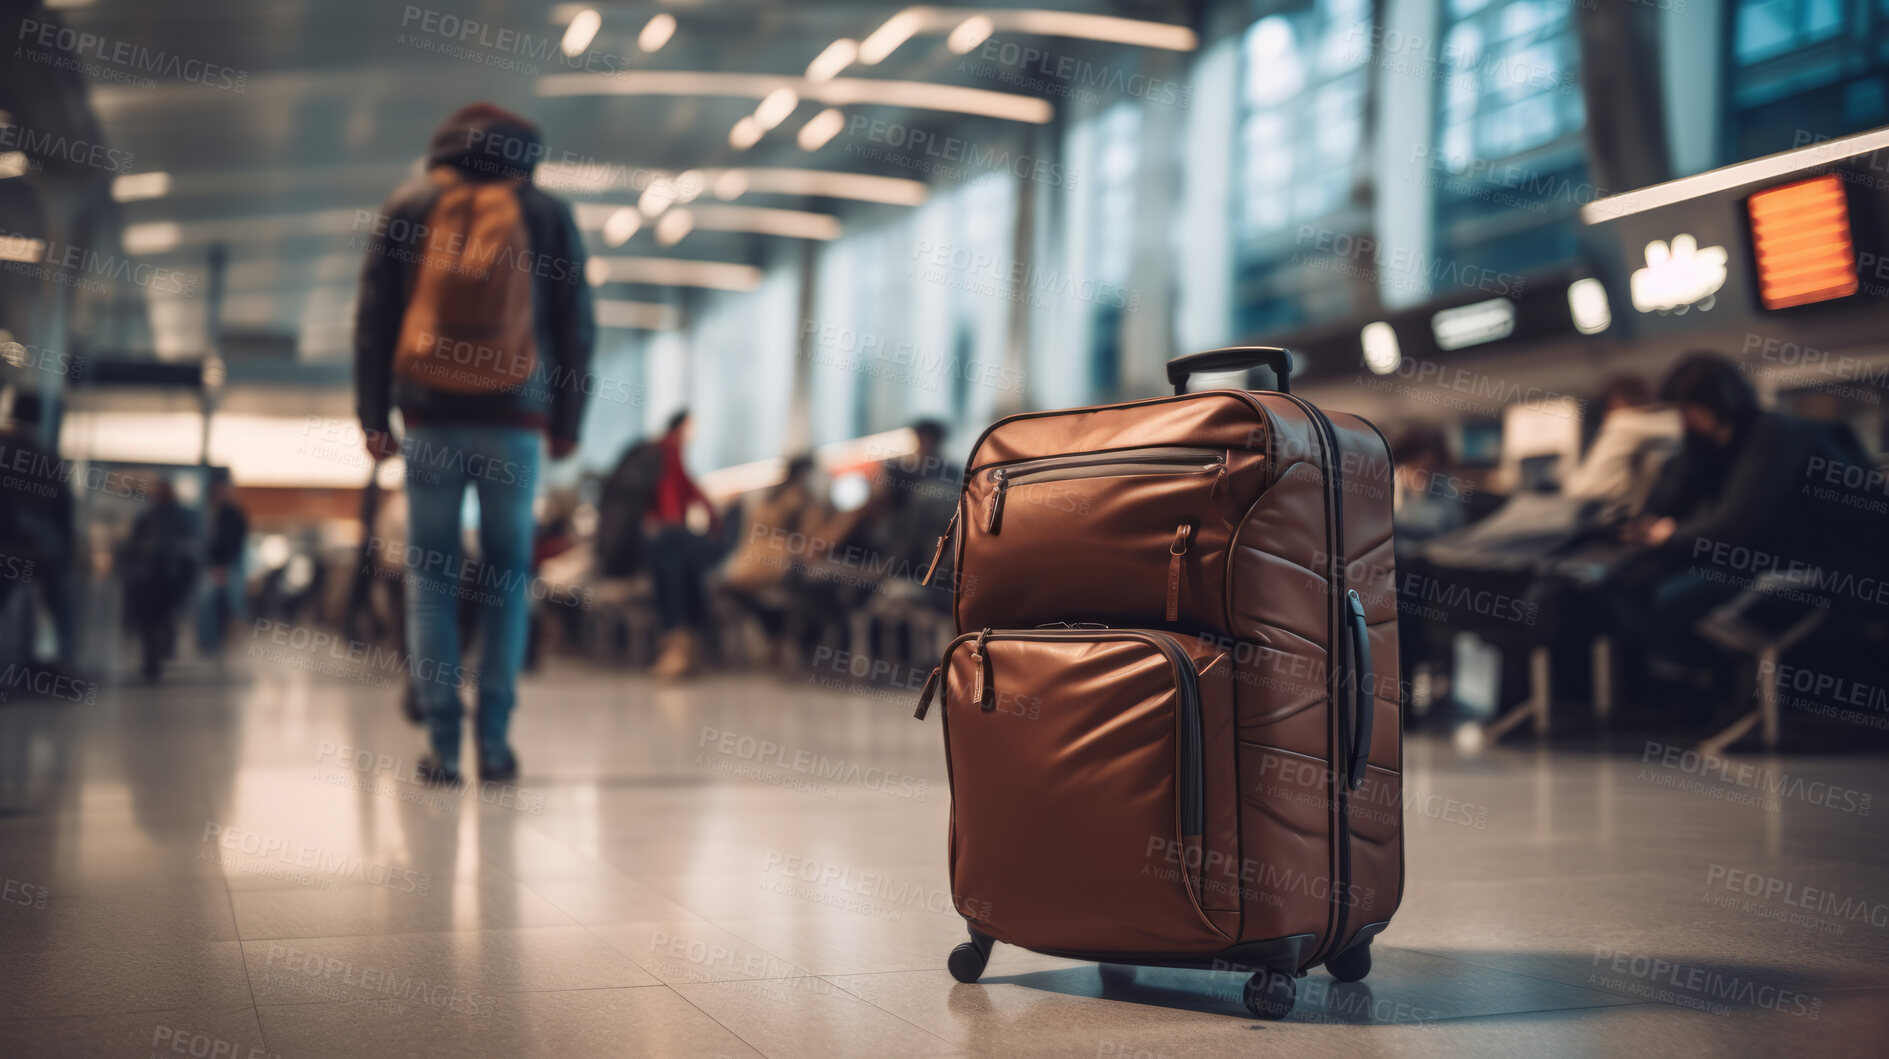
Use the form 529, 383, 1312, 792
1654, 412, 1873, 571
207, 502, 247, 567
353, 104, 595, 442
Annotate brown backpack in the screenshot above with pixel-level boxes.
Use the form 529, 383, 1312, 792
394, 168, 538, 394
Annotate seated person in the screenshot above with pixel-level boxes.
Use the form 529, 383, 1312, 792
1613, 352, 1872, 675
721, 455, 824, 667
1562, 375, 1680, 519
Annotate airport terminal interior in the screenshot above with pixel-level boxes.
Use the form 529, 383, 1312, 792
2, 0, 1888, 1055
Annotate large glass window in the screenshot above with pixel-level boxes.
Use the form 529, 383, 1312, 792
1736, 0, 1847, 65
1089, 102, 1140, 397
1436, 0, 1584, 171
1428, 0, 1586, 286
1730, 0, 1889, 160
1236, 0, 1372, 241
1232, 0, 1373, 337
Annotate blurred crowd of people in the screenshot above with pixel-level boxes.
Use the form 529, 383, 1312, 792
5, 101, 1882, 773
1392, 351, 1886, 734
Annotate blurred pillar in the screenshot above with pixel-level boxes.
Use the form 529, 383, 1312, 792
1660, 0, 1723, 177
201, 242, 227, 467
1576, 0, 1673, 195
995, 126, 1040, 420
1373, 0, 1441, 311
1173, 35, 1239, 351
1119, 51, 1188, 398
783, 238, 818, 453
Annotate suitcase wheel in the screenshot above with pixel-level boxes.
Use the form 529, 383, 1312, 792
1097, 963, 1136, 989
948, 930, 994, 983
1242, 970, 1295, 1020
1325, 939, 1371, 983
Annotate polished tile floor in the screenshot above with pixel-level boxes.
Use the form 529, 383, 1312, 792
0, 654, 1884, 1057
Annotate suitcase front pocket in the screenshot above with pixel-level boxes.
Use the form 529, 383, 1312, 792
954, 447, 1259, 635
938, 630, 1235, 956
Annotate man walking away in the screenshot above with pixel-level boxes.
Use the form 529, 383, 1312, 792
198, 474, 248, 660
353, 102, 595, 785
122, 478, 198, 683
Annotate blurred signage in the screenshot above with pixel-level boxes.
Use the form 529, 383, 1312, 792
1629, 234, 1727, 314
1747, 174, 1861, 311
1430, 298, 1515, 350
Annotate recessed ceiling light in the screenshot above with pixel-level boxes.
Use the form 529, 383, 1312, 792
637, 178, 676, 216
655, 209, 694, 247
729, 116, 762, 150
560, 9, 601, 56
860, 9, 925, 65
797, 109, 846, 152
754, 88, 798, 131
603, 208, 641, 247
713, 171, 749, 200
638, 12, 676, 53
113, 171, 173, 201
947, 15, 994, 55
806, 39, 858, 84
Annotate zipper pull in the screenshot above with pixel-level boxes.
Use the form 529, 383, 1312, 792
1212, 452, 1229, 494
920, 508, 958, 587
1167, 522, 1191, 622
984, 471, 1009, 534
913, 666, 941, 720
970, 627, 993, 709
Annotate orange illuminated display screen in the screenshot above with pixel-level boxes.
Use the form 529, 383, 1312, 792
1747, 174, 1861, 310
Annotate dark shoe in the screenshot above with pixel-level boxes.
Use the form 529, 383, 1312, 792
400, 686, 425, 726
415, 753, 463, 787
478, 744, 518, 783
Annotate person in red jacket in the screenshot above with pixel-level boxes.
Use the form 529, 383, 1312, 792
645, 411, 720, 678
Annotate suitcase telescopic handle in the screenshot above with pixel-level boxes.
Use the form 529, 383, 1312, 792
1345, 589, 1373, 791
1166, 347, 1292, 395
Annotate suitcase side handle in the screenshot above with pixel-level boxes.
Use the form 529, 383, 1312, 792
1345, 589, 1373, 791
1166, 346, 1292, 395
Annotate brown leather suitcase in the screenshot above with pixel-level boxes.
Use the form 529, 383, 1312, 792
913, 347, 1402, 1019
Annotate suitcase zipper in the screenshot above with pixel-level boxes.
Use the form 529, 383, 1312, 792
981, 448, 1225, 534
922, 629, 1203, 837
1277, 392, 1360, 968
969, 627, 993, 709
920, 508, 959, 587
1166, 523, 1191, 623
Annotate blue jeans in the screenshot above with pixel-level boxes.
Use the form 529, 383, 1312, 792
402, 425, 540, 767
198, 561, 244, 656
